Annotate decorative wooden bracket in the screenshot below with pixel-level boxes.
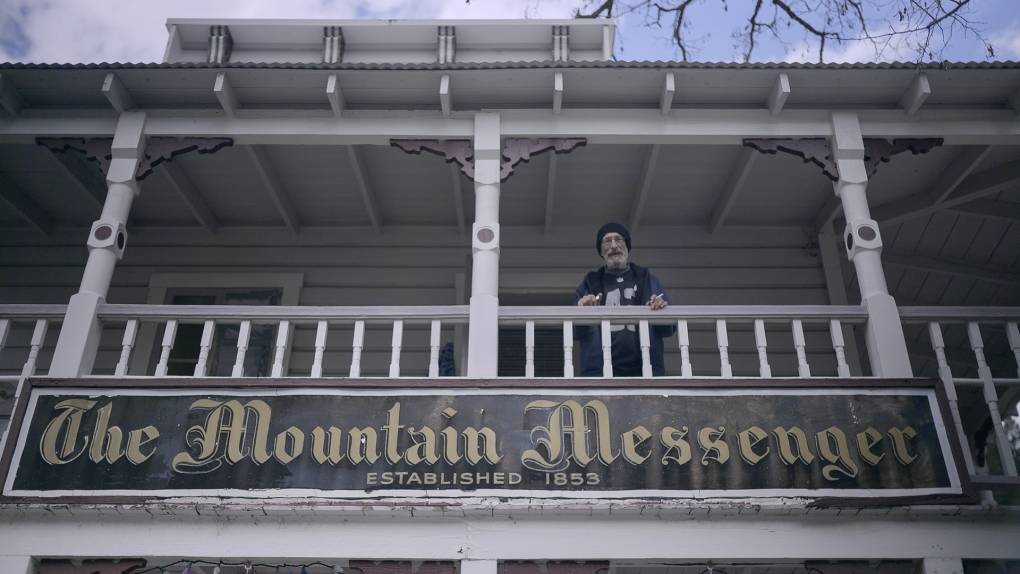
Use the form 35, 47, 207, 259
743, 137, 943, 181
37, 137, 233, 181
38, 558, 146, 574
391, 137, 586, 182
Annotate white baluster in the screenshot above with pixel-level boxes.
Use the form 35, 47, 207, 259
601, 319, 613, 378
231, 320, 252, 378
114, 319, 138, 377
271, 320, 290, 377
20, 319, 48, 377
1007, 322, 1020, 380
310, 320, 328, 378
716, 319, 732, 377
350, 320, 365, 377
754, 319, 771, 378
929, 321, 975, 475
792, 319, 811, 378
429, 320, 441, 378
154, 319, 177, 377
562, 320, 574, 378
193, 320, 215, 377
829, 319, 851, 377
678, 320, 692, 377
638, 320, 652, 378
389, 320, 403, 377
525, 320, 536, 378
968, 322, 1018, 476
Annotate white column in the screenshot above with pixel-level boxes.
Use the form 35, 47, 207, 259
830, 112, 912, 377
49, 112, 146, 376
467, 113, 501, 377
461, 560, 498, 574
922, 558, 964, 574
0, 555, 33, 574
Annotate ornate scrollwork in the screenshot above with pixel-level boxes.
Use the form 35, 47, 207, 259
743, 137, 943, 181
37, 137, 234, 180
390, 137, 586, 181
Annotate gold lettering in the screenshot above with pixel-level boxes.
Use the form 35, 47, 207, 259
521, 400, 565, 471
311, 426, 345, 464
88, 402, 124, 464
347, 427, 381, 464
737, 426, 769, 465
39, 398, 95, 465
125, 425, 159, 465
382, 402, 405, 465
888, 426, 918, 465
521, 399, 617, 472
659, 426, 691, 466
461, 427, 503, 465
171, 399, 274, 474
773, 426, 815, 466
405, 426, 440, 465
621, 425, 652, 465
856, 427, 885, 466
273, 426, 304, 464
440, 407, 462, 464
698, 426, 730, 465
815, 426, 859, 480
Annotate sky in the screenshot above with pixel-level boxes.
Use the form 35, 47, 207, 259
0, 0, 1018, 64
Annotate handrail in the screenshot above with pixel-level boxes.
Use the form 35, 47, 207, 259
97, 304, 470, 322
0, 304, 68, 319
499, 305, 868, 323
899, 306, 1020, 321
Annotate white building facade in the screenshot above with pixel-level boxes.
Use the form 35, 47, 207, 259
0, 18, 1018, 574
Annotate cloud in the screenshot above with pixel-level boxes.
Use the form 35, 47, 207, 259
782, 35, 920, 63
990, 23, 1020, 59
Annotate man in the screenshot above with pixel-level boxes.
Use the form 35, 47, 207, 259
575, 222, 674, 376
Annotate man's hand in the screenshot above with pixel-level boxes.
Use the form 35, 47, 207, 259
648, 293, 668, 311
577, 294, 599, 307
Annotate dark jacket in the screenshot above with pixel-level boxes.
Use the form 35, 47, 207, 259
573, 263, 675, 376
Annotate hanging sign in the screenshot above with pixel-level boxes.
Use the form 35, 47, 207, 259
0, 379, 970, 502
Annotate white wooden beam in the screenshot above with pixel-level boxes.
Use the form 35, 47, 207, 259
0, 73, 22, 116
213, 72, 238, 117
160, 162, 218, 234
766, 73, 790, 116
946, 197, 1020, 223
543, 153, 558, 233
101, 73, 134, 112
883, 250, 1020, 287
45, 149, 105, 209
244, 144, 300, 235
439, 74, 452, 117
347, 145, 381, 233
627, 144, 660, 232
660, 72, 675, 116
552, 72, 563, 115
326, 73, 345, 117
872, 145, 994, 225
709, 148, 757, 233
0, 172, 52, 235
899, 73, 931, 116
449, 163, 466, 235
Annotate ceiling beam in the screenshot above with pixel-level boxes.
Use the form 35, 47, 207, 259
449, 163, 466, 235
347, 145, 381, 234
101, 73, 135, 112
0, 172, 53, 235
946, 197, 1020, 223
766, 73, 790, 116
627, 144, 660, 232
872, 146, 994, 225
709, 148, 757, 233
45, 148, 105, 209
244, 144, 300, 235
0, 73, 22, 116
160, 162, 218, 234
899, 73, 931, 116
552, 72, 563, 115
544, 153, 558, 233
882, 249, 1020, 287
326, 73, 345, 117
439, 74, 451, 117
660, 72, 675, 116
214, 72, 238, 117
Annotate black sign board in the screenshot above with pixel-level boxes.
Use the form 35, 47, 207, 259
0, 378, 970, 502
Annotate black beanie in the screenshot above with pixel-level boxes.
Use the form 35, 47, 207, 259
595, 222, 632, 254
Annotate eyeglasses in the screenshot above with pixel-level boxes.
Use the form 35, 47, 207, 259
601, 236, 627, 247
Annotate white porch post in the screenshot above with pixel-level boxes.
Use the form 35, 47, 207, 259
922, 558, 964, 574
0, 556, 33, 574
467, 112, 501, 377
461, 560, 498, 574
830, 112, 912, 377
49, 112, 146, 377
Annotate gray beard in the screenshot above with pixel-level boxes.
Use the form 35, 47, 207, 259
605, 257, 628, 272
